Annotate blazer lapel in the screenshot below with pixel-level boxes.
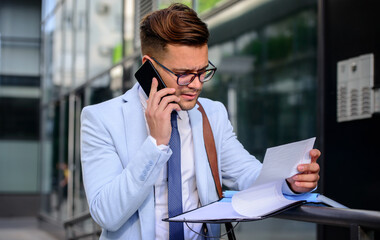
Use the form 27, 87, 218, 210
121, 84, 155, 240
121, 84, 148, 160
188, 105, 211, 206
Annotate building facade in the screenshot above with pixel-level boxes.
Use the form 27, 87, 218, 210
0, 0, 42, 216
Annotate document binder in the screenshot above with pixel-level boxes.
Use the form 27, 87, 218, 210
164, 138, 318, 224
164, 192, 346, 224
164, 195, 305, 223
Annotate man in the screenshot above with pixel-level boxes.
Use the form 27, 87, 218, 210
81, 3, 320, 240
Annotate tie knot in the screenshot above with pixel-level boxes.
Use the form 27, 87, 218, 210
171, 111, 178, 129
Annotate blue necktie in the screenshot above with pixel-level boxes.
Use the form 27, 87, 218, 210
167, 111, 184, 240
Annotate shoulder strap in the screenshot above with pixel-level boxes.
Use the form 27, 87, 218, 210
197, 101, 223, 198
197, 101, 236, 240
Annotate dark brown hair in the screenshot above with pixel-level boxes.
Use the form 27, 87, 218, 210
140, 3, 209, 57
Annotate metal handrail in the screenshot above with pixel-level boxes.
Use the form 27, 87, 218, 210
64, 212, 92, 228
64, 212, 101, 240
64, 203, 380, 240
276, 204, 380, 230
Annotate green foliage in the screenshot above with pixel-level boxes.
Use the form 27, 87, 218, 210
112, 43, 123, 64
198, 0, 224, 13
159, 0, 192, 9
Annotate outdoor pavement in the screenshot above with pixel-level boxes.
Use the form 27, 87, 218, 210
0, 217, 61, 240
0, 216, 315, 240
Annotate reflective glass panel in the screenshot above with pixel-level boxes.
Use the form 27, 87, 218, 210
124, 0, 135, 56
42, 7, 63, 103
205, 7, 317, 240
40, 104, 55, 215
73, 0, 87, 87
62, 0, 74, 93
88, 0, 123, 78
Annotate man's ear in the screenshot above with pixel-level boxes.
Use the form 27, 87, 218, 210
142, 55, 153, 64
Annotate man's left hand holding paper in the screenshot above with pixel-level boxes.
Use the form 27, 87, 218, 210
286, 149, 321, 193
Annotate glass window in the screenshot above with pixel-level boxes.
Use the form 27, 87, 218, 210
41, 7, 63, 103
88, 0, 123, 79
0, 97, 40, 193
41, 20, 52, 104
0, 1, 40, 39
40, 103, 56, 215
88, 75, 112, 105
40, 94, 88, 220
205, 7, 317, 240
124, 0, 135, 57
73, 0, 88, 88
72, 92, 88, 216
86, 63, 125, 106
0, 44, 40, 76
0, 75, 40, 87
206, 9, 317, 160
0, 2, 41, 76
42, 0, 58, 21
62, 0, 74, 93
52, 99, 69, 220
0, 97, 39, 140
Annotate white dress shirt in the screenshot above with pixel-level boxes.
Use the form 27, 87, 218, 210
138, 86, 202, 240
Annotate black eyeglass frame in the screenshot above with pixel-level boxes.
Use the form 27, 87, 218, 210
151, 57, 217, 86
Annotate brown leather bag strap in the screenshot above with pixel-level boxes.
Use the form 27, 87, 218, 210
197, 101, 236, 240
197, 102, 223, 199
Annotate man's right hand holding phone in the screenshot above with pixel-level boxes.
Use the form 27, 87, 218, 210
145, 78, 181, 146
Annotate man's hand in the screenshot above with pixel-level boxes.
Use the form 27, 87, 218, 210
145, 78, 180, 146
286, 149, 321, 193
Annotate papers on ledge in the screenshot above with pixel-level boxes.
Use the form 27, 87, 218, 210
166, 137, 316, 223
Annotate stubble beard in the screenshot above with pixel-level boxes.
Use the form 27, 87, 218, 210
178, 95, 200, 111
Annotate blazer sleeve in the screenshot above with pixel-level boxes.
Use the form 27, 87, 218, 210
81, 106, 171, 231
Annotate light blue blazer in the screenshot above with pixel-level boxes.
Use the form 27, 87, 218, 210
81, 83, 263, 239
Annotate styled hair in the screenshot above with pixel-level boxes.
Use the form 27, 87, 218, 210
140, 3, 209, 57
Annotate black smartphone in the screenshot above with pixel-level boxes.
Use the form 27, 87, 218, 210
134, 60, 167, 96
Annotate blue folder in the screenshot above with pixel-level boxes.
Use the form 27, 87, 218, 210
221, 190, 347, 208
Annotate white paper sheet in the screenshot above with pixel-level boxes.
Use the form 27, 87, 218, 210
231, 137, 315, 217
169, 201, 250, 222
252, 137, 316, 186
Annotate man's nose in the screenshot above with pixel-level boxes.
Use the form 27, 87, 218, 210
187, 76, 203, 89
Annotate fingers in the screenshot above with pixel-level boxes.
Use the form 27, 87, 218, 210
291, 161, 320, 191
288, 150, 321, 193
147, 78, 178, 110
147, 78, 158, 110
288, 171, 319, 191
293, 180, 318, 189
310, 149, 321, 163
145, 78, 180, 145
157, 94, 181, 113
292, 172, 320, 183
163, 103, 181, 117
298, 162, 320, 173
148, 77, 158, 97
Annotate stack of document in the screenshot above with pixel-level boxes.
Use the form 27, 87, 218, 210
165, 137, 316, 223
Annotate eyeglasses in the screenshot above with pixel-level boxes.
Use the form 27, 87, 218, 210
151, 57, 217, 86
